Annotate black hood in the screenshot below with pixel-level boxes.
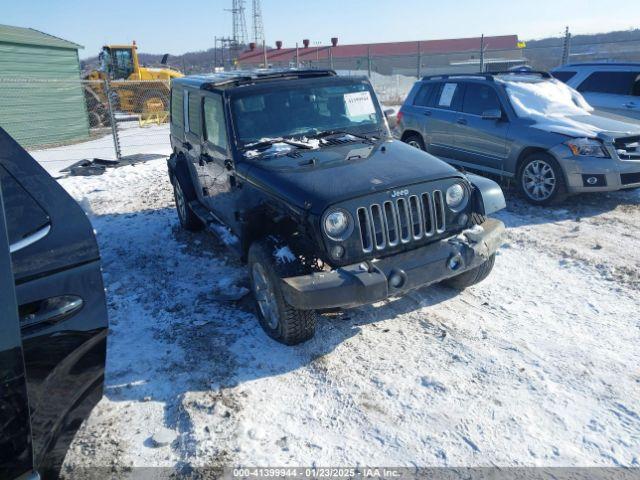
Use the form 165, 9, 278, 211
240, 139, 461, 214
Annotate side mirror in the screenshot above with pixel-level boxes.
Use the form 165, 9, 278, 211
482, 109, 503, 121
384, 108, 398, 129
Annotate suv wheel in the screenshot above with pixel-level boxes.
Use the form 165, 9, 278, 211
518, 153, 567, 205
443, 254, 496, 290
404, 133, 425, 151
172, 170, 204, 231
248, 240, 316, 345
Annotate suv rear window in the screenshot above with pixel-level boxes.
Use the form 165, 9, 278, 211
0, 166, 49, 246
551, 71, 577, 83
578, 71, 640, 96
461, 83, 501, 115
413, 83, 436, 107
171, 88, 184, 127
188, 91, 202, 135
433, 82, 463, 110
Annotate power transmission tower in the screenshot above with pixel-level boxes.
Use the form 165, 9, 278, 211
252, 0, 265, 46
228, 0, 248, 47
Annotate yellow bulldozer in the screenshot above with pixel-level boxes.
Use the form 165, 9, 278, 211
84, 42, 183, 127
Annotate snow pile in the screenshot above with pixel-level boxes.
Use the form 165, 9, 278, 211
504, 79, 593, 119
273, 245, 296, 264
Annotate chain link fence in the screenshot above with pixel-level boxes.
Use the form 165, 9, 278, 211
0, 77, 171, 176
2, 33, 639, 173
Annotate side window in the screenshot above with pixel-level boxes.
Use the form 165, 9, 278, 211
462, 83, 501, 115
0, 166, 49, 246
171, 88, 184, 128
203, 95, 228, 150
551, 71, 577, 83
188, 92, 201, 136
434, 82, 462, 110
413, 83, 435, 107
577, 71, 640, 95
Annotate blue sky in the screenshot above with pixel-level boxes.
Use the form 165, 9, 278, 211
4, 0, 640, 58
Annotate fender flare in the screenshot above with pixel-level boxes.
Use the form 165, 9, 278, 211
466, 173, 506, 215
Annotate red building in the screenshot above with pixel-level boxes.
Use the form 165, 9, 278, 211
237, 35, 524, 75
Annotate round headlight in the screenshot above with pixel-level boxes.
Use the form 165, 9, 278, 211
323, 209, 353, 240
446, 183, 468, 211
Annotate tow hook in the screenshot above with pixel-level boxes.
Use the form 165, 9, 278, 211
448, 252, 464, 271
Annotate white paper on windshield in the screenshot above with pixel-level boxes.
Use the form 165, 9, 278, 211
344, 91, 376, 118
438, 83, 457, 107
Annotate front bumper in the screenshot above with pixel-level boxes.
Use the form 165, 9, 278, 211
558, 152, 640, 193
281, 218, 505, 310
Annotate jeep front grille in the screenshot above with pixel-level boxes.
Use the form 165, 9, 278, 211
356, 191, 446, 253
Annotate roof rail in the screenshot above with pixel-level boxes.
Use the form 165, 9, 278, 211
561, 62, 640, 67
488, 70, 552, 78
421, 73, 494, 81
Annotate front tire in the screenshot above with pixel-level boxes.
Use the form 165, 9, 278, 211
518, 153, 567, 205
443, 254, 496, 290
248, 241, 316, 345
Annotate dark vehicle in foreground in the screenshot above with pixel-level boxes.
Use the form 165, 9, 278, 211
398, 71, 640, 205
167, 69, 506, 345
0, 128, 108, 479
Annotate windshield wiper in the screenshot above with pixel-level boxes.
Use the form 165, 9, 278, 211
311, 130, 373, 141
243, 137, 315, 150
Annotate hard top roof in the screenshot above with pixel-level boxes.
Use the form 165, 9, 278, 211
173, 68, 337, 90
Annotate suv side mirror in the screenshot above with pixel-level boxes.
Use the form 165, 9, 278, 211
384, 108, 398, 129
482, 109, 503, 121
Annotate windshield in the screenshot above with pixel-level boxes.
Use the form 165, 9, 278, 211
231, 81, 383, 146
504, 78, 594, 118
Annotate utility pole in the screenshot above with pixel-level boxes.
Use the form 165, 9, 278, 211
367, 46, 372, 78
479, 34, 485, 73
263, 40, 268, 68
295, 42, 299, 68
561, 26, 571, 66
416, 41, 422, 79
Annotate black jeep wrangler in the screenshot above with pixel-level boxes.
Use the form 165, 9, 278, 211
167, 69, 506, 345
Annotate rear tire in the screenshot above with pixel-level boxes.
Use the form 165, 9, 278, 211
443, 254, 496, 290
248, 240, 316, 345
517, 153, 567, 206
403, 133, 425, 151
172, 163, 204, 231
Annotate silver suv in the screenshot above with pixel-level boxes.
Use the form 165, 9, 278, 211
397, 71, 640, 205
552, 63, 640, 121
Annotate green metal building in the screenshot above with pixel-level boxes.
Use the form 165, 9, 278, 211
0, 24, 89, 147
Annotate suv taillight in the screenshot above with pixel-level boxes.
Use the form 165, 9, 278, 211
396, 110, 404, 124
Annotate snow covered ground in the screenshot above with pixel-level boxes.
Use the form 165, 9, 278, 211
29, 122, 170, 176
53, 158, 640, 476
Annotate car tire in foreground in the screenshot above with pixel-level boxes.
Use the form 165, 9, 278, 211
403, 133, 426, 151
443, 254, 496, 290
517, 152, 567, 206
248, 240, 316, 345
172, 165, 205, 231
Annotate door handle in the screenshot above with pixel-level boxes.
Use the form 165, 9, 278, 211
422, 110, 432, 116
20, 295, 84, 332
456, 118, 467, 125
199, 153, 213, 165
625, 102, 637, 109
182, 141, 193, 151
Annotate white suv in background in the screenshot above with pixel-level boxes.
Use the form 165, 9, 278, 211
552, 63, 640, 121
